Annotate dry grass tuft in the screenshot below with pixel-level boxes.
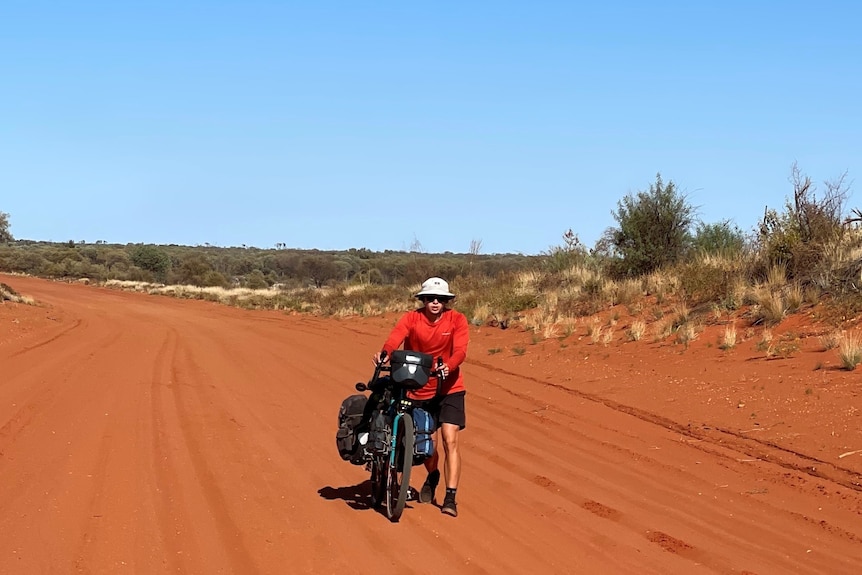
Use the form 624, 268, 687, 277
671, 302, 690, 328
601, 328, 615, 346
586, 317, 601, 337
626, 320, 646, 341
653, 319, 673, 341
590, 324, 605, 344
839, 332, 862, 370
720, 323, 737, 350
675, 322, 698, 347
752, 287, 785, 325
471, 302, 493, 326
820, 329, 842, 351
766, 263, 788, 290
542, 321, 560, 340
616, 278, 644, 306
804, 285, 821, 306
757, 328, 774, 352
784, 283, 804, 313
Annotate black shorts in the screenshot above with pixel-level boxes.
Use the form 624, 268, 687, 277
418, 391, 466, 430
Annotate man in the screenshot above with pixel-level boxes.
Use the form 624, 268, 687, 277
373, 277, 469, 517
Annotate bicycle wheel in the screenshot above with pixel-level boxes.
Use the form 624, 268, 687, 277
385, 412, 415, 522
369, 456, 386, 509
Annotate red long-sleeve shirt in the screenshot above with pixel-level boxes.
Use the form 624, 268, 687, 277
381, 308, 470, 400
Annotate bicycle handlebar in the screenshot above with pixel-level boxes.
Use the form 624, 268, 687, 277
355, 352, 445, 393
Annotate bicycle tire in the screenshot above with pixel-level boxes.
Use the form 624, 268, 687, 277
369, 456, 386, 508
385, 412, 415, 522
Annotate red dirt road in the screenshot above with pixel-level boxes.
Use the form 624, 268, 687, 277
1, 275, 861, 574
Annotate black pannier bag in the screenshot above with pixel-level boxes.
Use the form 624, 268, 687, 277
336, 394, 368, 464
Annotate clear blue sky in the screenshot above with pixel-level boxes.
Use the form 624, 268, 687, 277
2, 1, 859, 255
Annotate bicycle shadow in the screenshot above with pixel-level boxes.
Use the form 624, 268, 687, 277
318, 480, 375, 510
317, 481, 421, 513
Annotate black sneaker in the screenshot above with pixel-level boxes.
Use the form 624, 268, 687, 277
406, 486, 420, 501
441, 495, 458, 517
420, 470, 439, 504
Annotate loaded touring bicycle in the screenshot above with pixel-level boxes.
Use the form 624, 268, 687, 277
336, 350, 440, 522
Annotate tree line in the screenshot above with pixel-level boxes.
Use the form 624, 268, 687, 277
2, 166, 857, 299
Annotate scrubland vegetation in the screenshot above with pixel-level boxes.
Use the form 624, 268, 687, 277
4, 166, 862, 365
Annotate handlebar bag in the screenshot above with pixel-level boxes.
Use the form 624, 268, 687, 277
389, 350, 433, 390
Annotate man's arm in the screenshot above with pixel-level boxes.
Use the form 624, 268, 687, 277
447, 312, 470, 370
381, 312, 413, 356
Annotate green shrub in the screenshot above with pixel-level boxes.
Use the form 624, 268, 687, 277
603, 173, 696, 278
128, 244, 171, 281
691, 220, 746, 256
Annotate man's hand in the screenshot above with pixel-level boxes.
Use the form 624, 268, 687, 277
439, 362, 450, 379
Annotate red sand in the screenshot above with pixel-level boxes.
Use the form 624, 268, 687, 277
1, 274, 860, 574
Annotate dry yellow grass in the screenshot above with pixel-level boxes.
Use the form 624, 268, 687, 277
470, 302, 493, 325
758, 328, 774, 353
672, 302, 690, 327
601, 328, 614, 346
675, 322, 698, 347
616, 278, 643, 306
561, 264, 601, 288
820, 329, 842, 351
751, 286, 785, 325
720, 323, 737, 350
784, 282, 804, 313
653, 319, 673, 341
766, 263, 787, 289
590, 322, 604, 344
626, 320, 646, 341
839, 331, 862, 370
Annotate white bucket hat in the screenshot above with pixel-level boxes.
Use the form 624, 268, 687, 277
415, 277, 455, 298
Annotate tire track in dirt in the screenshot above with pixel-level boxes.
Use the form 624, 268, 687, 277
148, 327, 192, 574
0, 320, 84, 457
171, 336, 262, 574
181, 312, 520, 573
465, 363, 862, 574
167, 314, 425, 574
4, 317, 81, 358
0, 318, 112, 460
152, 327, 261, 574
72, 410, 119, 574
470, 357, 862, 491
1, 303, 160, 572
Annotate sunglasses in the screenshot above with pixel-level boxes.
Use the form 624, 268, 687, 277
419, 295, 453, 304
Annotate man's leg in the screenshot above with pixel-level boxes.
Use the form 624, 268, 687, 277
440, 423, 461, 516
419, 435, 440, 503
438, 391, 465, 517
440, 423, 461, 489
424, 441, 440, 474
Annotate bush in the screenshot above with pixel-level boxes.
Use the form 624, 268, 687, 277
757, 163, 850, 282
691, 220, 746, 257
603, 173, 696, 277
245, 270, 269, 289
542, 229, 590, 273
128, 244, 171, 281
